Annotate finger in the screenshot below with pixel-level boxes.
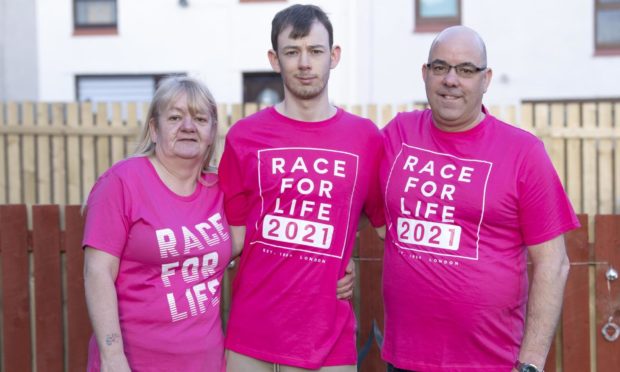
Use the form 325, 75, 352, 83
336, 282, 354, 295
337, 289, 353, 300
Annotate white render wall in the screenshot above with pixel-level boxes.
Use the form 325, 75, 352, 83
34, 0, 620, 106
366, 0, 620, 106
0, 0, 39, 101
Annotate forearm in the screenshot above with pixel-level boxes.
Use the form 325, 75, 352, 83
230, 225, 246, 259
84, 249, 125, 359
518, 237, 570, 368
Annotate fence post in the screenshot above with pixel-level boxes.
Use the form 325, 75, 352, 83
0, 204, 32, 372
562, 215, 591, 372
594, 215, 620, 370
357, 225, 385, 372
65, 205, 91, 372
32, 205, 64, 371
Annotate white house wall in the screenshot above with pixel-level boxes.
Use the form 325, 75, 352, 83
34, 0, 620, 105
0, 0, 38, 101
365, 0, 620, 106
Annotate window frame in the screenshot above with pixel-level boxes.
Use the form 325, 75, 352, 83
73, 0, 118, 35
74, 74, 175, 102
594, 0, 620, 55
414, 0, 461, 33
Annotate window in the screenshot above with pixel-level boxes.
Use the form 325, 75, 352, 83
243, 72, 283, 105
76, 75, 175, 103
595, 0, 620, 54
414, 0, 461, 33
74, 0, 117, 34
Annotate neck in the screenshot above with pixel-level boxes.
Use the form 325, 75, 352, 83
150, 153, 201, 196
276, 92, 336, 122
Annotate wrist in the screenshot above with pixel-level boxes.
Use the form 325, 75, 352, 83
98, 333, 125, 357
514, 360, 543, 372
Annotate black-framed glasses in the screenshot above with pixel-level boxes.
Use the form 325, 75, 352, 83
426, 60, 487, 78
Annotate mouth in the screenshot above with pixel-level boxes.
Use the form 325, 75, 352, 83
296, 75, 317, 83
439, 93, 461, 100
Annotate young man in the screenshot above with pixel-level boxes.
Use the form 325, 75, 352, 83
219, 5, 384, 371
380, 26, 579, 372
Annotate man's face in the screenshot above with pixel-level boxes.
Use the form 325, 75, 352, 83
422, 34, 492, 132
269, 21, 340, 101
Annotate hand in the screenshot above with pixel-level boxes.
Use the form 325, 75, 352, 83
101, 353, 131, 372
337, 258, 356, 300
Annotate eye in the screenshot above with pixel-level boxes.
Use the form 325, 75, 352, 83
195, 116, 210, 125
168, 114, 182, 121
284, 50, 298, 56
311, 49, 324, 55
456, 65, 477, 77
431, 63, 448, 73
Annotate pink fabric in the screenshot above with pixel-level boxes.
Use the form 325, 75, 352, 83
83, 156, 230, 372
380, 109, 579, 371
219, 107, 384, 369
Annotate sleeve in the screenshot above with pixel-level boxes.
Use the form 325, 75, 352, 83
517, 140, 580, 246
218, 132, 249, 226
82, 171, 130, 257
363, 125, 386, 227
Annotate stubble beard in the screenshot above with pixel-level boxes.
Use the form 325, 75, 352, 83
283, 75, 328, 101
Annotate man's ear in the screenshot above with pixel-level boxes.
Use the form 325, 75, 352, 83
330, 45, 341, 69
268, 49, 281, 73
482, 68, 493, 93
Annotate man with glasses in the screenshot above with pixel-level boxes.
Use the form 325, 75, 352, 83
380, 26, 579, 371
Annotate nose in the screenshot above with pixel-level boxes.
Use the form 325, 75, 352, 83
298, 51, 311, 69
180, 116, 196, 131
442, 67, 459, 87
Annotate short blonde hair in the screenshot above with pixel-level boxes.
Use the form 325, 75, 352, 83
134, 76, 218, 172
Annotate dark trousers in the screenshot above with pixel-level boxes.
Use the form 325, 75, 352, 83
387, 363, 417, 372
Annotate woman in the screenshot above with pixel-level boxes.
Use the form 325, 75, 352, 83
83, 76, 232, 372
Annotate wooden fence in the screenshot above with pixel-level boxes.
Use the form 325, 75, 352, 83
0, 206, 619, 371
0, 100, 619, 371
356, 214, 620, 372
1, 101, 619, 216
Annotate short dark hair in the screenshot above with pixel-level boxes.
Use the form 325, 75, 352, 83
271, 4, 333, 51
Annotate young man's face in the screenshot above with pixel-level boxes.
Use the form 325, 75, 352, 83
269, 21, 340, 102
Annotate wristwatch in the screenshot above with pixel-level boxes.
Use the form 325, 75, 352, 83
514, 360, 543, 372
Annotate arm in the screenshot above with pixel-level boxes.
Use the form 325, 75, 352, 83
84, 248, 131, 372
230, 225, 246, 259
516, 235, 570, 370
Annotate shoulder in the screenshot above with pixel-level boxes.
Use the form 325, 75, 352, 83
488, 115, 541, 148
227, 107, 273, 137
100, 156, 147, 180
382, 109, 430, 134
111, 156, 151, 177
339, 109, 380, 136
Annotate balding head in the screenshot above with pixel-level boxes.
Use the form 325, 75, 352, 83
422, 26, 492, 133
428, 26, 487, 66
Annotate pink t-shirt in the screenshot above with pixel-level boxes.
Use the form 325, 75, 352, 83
380, 109, 579, 371
83, 156, 231, 372
219, 107, 384, 369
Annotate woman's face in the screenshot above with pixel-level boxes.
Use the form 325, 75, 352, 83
150, 93, 213, 163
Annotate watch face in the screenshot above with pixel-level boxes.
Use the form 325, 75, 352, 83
521, 364, 540, 372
